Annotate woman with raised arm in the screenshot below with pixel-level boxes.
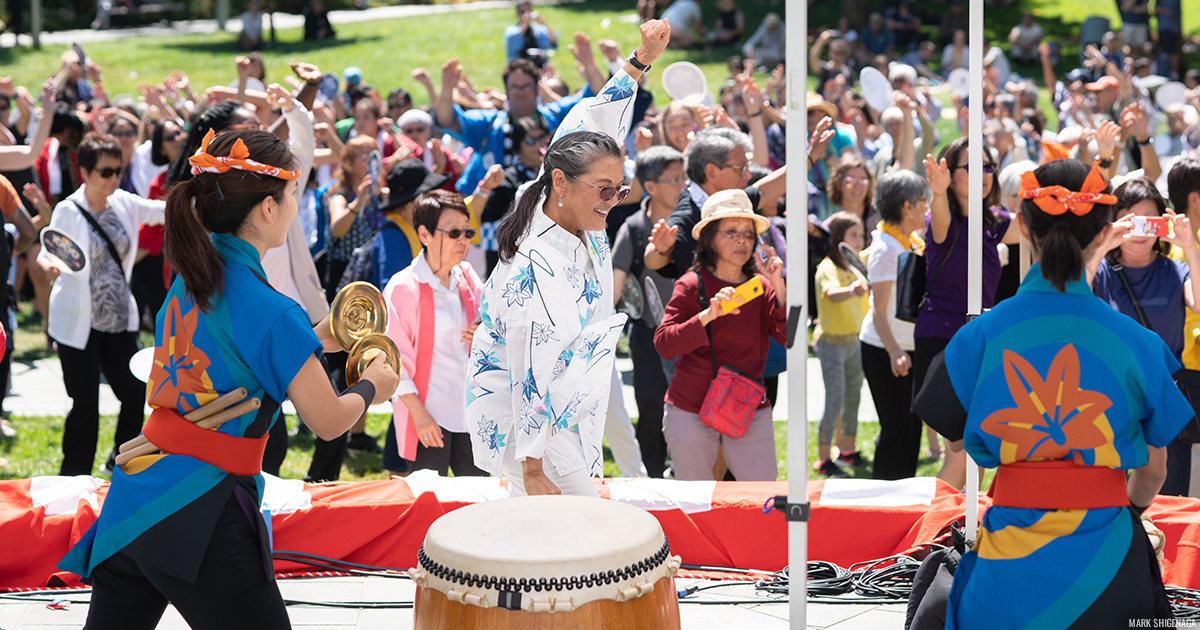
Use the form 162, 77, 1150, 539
466, 20, 670, 497
914, 160, 1185, 628
58, 129, 398, 629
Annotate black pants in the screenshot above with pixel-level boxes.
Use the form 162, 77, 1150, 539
84, 491, 290, 630
262, 414, 289, 477
306, 351, 348, 482
324, 259, 350, 304
58, 330, 145, 476
130, 254, 169, 329
629, 323, 668, 478
862, 342, 922, 480
912, 336, 951, 409
403, 428, 486, 477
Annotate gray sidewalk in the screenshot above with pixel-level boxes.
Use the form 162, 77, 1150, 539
0, 0, 577, 48
0, 575, 907, 629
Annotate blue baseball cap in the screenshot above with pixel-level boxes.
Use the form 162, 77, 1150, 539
343, 67, 363, 86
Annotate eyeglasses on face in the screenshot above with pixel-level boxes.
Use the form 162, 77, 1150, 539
719, 229, 756, 241
522, 135, 549, 146
720, 162, 750, 176
437, 228, 477, 240
843, 175, 869, 186
93, 166, 125, 179
389, 102, 409, 110
952, 163, 996, 174
572, 176, 631, 203
508, 82, 537, 94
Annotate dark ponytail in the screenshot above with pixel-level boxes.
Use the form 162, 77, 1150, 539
495, 130, 622, 263
166, 100, 247, 185
164, 129, 296, 311
1021, 159, 1115, 292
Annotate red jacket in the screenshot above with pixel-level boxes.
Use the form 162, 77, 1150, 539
654, 267, 787, 413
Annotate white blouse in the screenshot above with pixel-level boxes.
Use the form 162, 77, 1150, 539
466, 68, 640, 478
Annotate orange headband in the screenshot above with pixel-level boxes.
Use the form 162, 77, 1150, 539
188, 129, 300, 180
1018, 164, 1115, 216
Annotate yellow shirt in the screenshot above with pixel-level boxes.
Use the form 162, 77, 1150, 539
814, 256, 868, 343
1168, 242, 1200, 369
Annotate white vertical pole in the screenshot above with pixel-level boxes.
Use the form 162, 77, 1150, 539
785, 0, 808, 627
965, 0, 984, 543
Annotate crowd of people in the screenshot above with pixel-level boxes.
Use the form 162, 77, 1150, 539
0, 0, 1198, 497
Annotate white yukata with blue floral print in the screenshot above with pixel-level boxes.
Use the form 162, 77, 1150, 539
467, 69, 639, 483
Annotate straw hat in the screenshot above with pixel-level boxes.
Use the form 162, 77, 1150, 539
691, 189, 771, 239
806, 92, 838, 120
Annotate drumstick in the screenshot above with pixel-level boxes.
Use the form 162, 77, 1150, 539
114, 398, 262, 467
118, 389, 247, 454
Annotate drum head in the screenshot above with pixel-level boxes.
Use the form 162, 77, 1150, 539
41, 227, 86, 274
417, 496, 677, 612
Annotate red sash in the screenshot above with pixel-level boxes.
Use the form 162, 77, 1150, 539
988, 460, 1128, 510
141, 407, 268, 477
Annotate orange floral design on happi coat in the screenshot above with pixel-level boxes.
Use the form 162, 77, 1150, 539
981, 345, 1113, 463
146, 296, 216, 413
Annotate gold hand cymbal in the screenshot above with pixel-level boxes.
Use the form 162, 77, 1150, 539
330, 281, 388, 351
346, 333, 402, 387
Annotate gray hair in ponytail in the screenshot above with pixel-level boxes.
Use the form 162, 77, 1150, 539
496, 130, 623, 263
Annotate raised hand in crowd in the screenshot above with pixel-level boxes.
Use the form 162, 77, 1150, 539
647, 218, 678, 260
290, 60, 322, 85
808, 115, 836, 165
598, 38, 622, 65
568, 31, 605, 93
265, 83, 295, 112
634, 126, 654, 153
923, 154, 951, 196
755, 243, 787, 307
633, 18, 670, 69
477, 163, 505, 197
0, 77, 13, 98
22, 183, 51, 223
1121, 102, 1161, 181
1094, 120, 1121, 176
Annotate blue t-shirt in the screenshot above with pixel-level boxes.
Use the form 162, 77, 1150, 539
859, 27, 894, 55
1157, 0, 1181, 32
446, 88, 593, 195
1092, 256, 1189, 360
1121, 0, 1150, 25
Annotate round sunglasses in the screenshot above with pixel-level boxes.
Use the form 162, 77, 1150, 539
572, 176, 630, 203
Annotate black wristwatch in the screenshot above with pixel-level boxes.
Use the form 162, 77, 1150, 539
1136, 136, 1153, 147
627, 51, 651, 73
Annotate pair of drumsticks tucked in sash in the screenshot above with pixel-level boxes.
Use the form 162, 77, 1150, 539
114, 389, 260, 467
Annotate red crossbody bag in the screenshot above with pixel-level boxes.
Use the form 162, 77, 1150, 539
695, 271, 767, 438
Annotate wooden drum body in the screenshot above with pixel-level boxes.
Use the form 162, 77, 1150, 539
410, 496, 682, 630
